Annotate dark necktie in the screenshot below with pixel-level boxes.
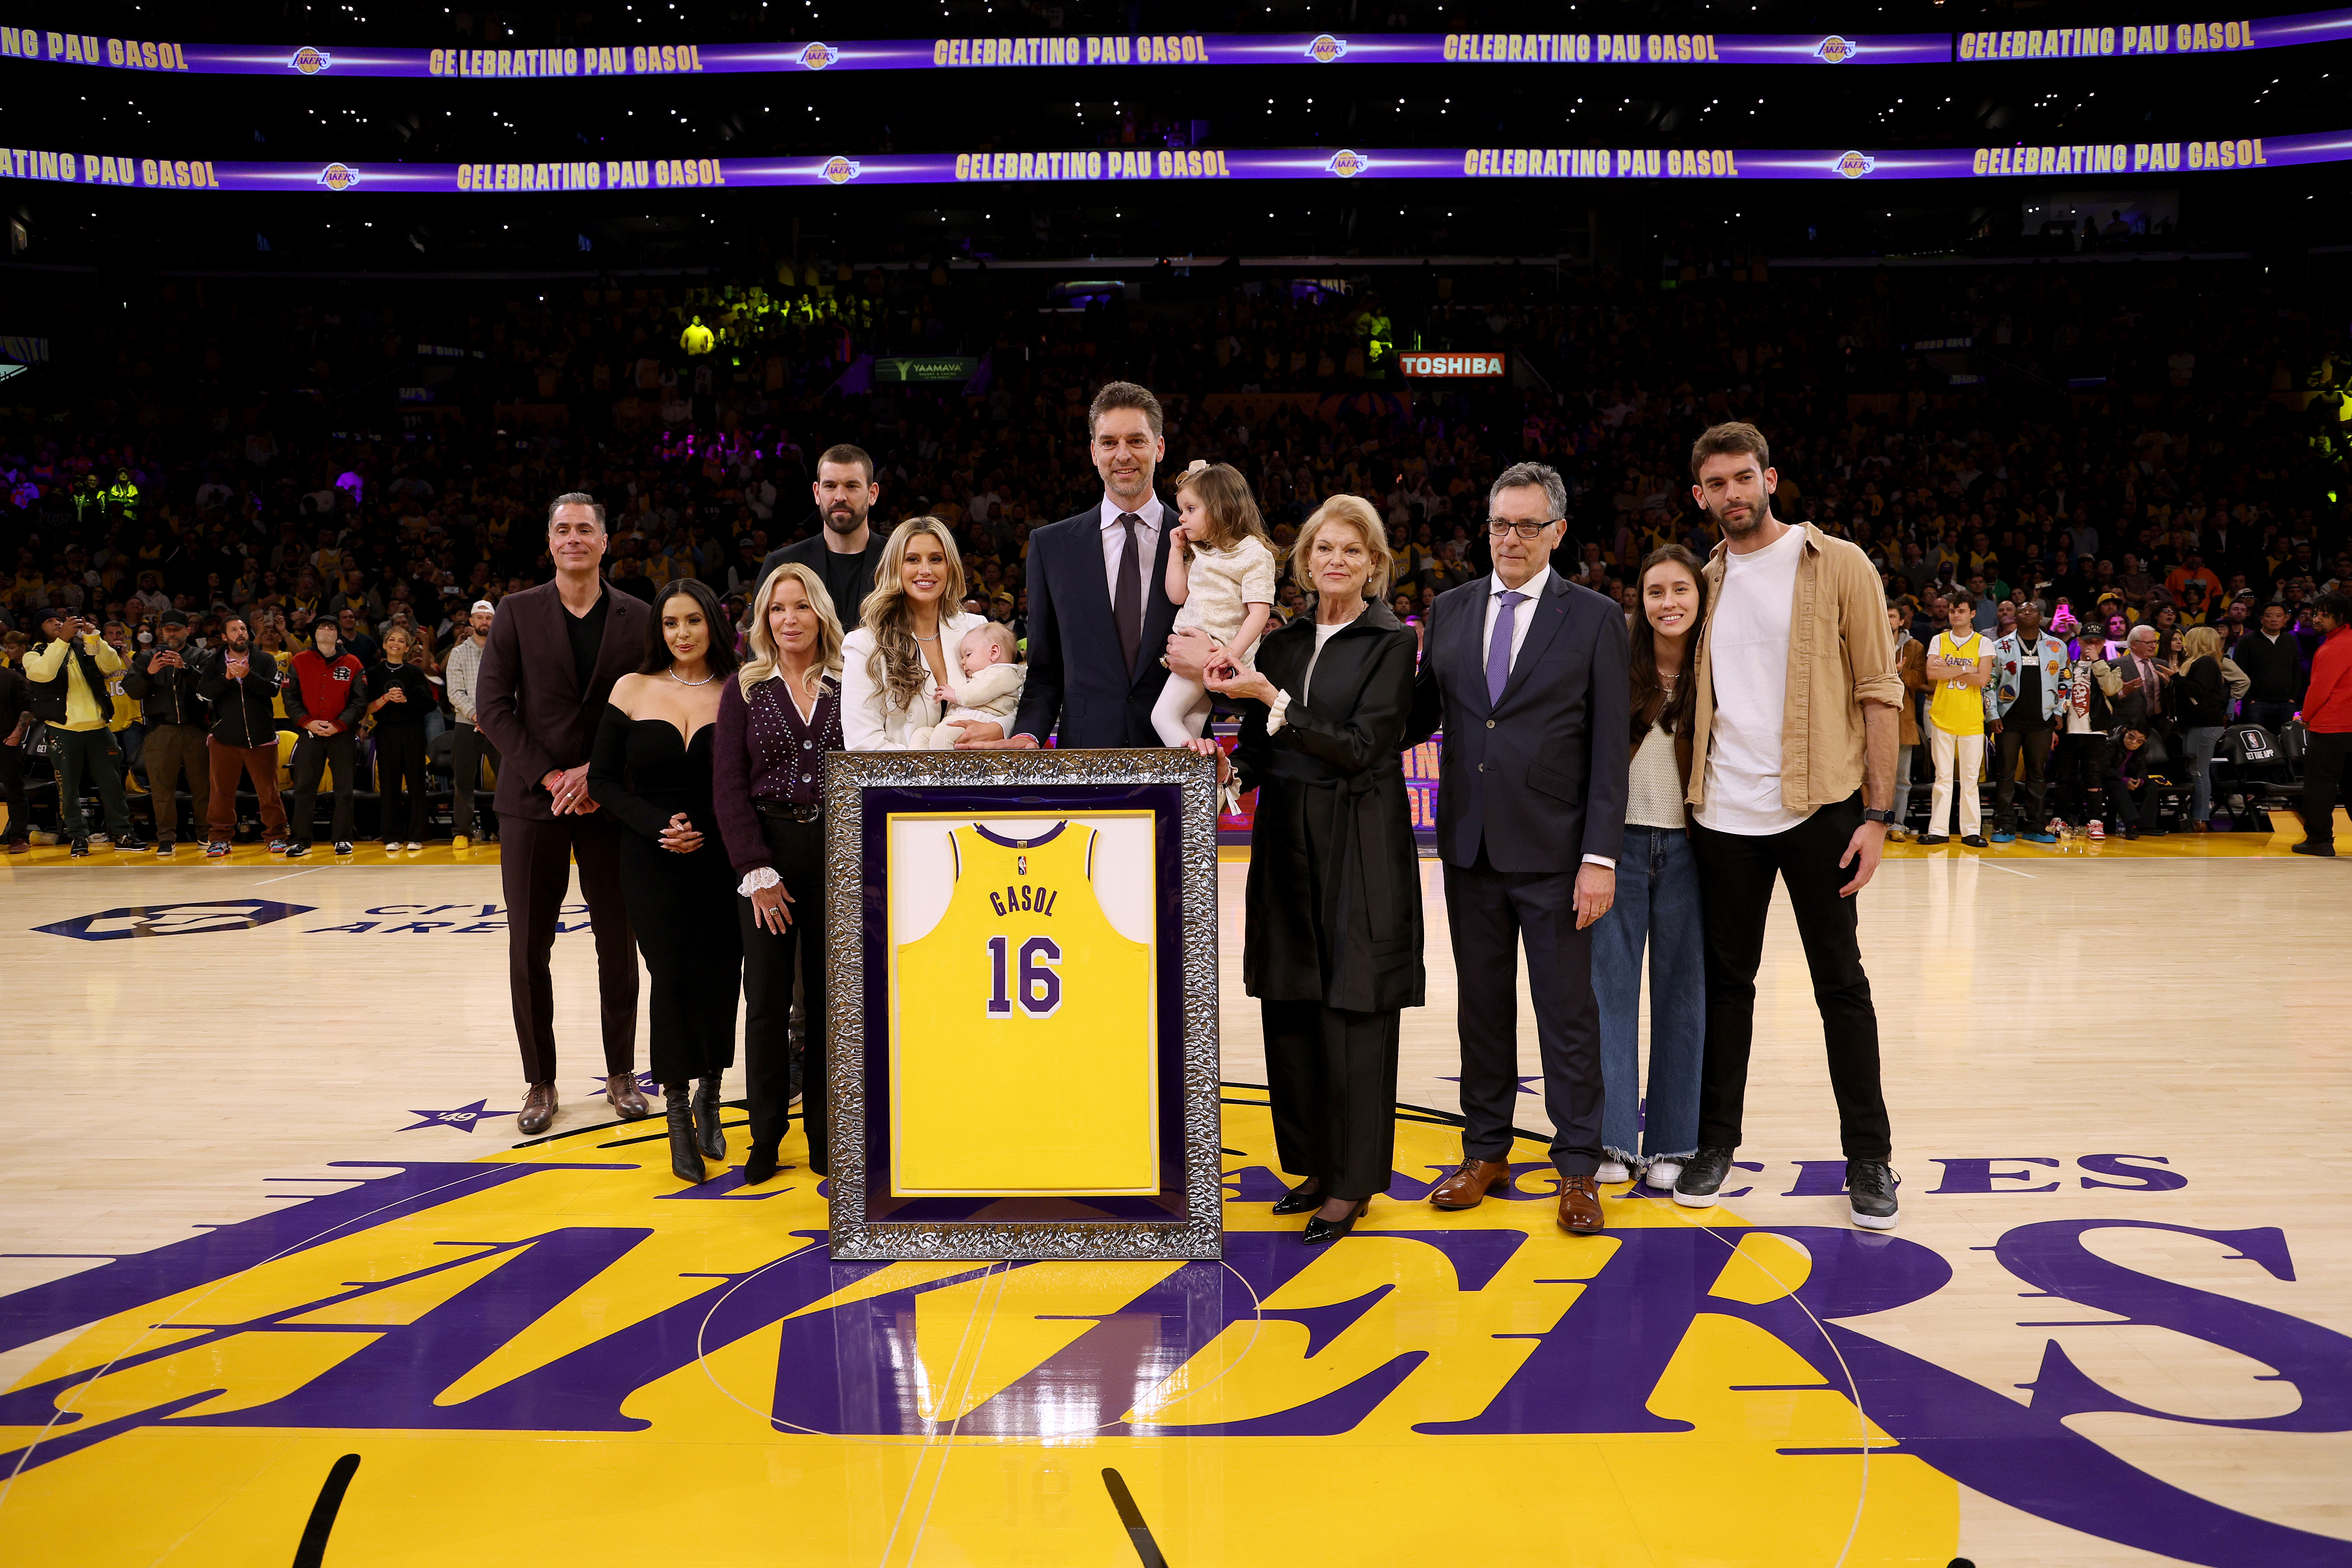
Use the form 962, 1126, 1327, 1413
1486, 590, 1525, 706
1113, 512, 1142, 673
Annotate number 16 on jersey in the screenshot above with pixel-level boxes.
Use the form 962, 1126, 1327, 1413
986, 934, 1062, 1018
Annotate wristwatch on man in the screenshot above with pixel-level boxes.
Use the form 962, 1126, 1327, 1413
1862, 807, 1896, 825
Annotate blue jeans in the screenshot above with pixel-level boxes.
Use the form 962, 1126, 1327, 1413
1592, 824, 1704, 1161
2182, 724, 2227, 823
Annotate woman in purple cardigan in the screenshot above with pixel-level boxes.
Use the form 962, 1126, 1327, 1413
714, 563, 847, 1184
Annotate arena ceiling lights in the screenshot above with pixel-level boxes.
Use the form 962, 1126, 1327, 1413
5, 10, 2350, 77
8, 134, 2346, 196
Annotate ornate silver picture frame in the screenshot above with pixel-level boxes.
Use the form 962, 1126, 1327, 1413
822, 747, 1224, 1261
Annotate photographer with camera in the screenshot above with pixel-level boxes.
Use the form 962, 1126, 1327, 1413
24, 609, 143, 855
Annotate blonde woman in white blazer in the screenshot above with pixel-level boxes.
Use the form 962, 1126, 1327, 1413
840, 515, 992, 750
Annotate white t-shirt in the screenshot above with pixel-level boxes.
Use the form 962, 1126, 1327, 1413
1696, 524, 1812, 836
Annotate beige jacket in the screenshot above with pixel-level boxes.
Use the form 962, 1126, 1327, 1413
1685, 521, 1903, 817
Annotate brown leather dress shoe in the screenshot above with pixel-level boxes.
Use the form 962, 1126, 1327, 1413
1428, 1158, 1514, 1210
606, 1073, 651, 1120
517, 1080, 557, 1135
1556, 1173, 1604, 1234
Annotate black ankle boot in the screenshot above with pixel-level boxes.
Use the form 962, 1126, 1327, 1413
663, 1084, 705, 1184
693, 1075, 726, 1160
742, 1145, 780, 1187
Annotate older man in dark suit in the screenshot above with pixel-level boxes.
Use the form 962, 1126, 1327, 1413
477, 494, 650, 1134
974, 381, 1185, 750
1408, 461, 1631, 1236
758, 443, 889, 626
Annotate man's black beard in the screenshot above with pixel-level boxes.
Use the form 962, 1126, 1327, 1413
1713, 497, 1771, 537
824, 506, 866, 537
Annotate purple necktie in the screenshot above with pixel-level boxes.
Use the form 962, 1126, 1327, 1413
1112, 512, 1142, 673
1486, 590, 1525, 706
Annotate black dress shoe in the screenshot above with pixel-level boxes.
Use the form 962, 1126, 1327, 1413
663, 1084, 706, 1185
693, 1074, 726, 1160
2291, 840, 2337, 857
1301, 1199, 1370, 1247
742, 1147, 781, 1187
1271, 1180, 1323, 1216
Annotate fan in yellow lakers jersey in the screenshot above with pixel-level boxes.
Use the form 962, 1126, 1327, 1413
891, 815, 1158, 1196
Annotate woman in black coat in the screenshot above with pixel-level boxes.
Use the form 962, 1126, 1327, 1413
1191, 494, 1425, 1246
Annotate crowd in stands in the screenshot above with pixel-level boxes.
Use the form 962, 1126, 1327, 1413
2, 254, 2346, 848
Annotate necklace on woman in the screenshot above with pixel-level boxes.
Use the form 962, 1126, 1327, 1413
667, 667, 717, 686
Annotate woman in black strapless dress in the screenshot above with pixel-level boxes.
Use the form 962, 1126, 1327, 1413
587, 577, 743, 1185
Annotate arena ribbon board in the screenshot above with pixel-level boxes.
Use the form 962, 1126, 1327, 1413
5, 13, 2349, 76
821, 747, 1224, 1263
7, 134, 2344, 195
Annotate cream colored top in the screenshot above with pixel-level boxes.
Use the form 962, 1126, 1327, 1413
1627, 719, 1687, 830
840, 611, 989, 750
1172, 534, 1278, 662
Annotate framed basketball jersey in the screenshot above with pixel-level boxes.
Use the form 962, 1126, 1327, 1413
887, 811, 1159, 1197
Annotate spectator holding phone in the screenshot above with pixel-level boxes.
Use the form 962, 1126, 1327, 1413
196, 614, 291, 855
123, 609, 209, 853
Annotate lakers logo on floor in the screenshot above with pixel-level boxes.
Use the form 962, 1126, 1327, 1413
1, 1104, 2343, 1566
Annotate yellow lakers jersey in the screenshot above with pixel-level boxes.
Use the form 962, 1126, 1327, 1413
891, 816, 1158, 1196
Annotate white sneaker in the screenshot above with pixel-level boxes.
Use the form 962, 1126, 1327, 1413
1595, 1159, 1632, 1184
1644, 1160, 1684, 1191
405, 841, 424, 852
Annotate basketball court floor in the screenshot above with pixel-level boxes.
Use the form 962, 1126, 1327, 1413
1, 824, 2347, 1567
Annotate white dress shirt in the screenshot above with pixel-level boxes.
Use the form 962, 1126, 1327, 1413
1098, 494, 1166, 604
1479, 565, 1613, 870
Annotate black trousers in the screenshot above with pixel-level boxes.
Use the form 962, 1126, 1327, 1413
738, 811, 828, 1172
289, 731, 358, 845
501, 811, 638, 1083
1991, 717, 2056, 831
1263, 999, 1402, 1202
1688, 792, 1891, 1161
2050, 732, 2109, 824
2303, 730, 2350, 847
450, 724, 500, 837
373, 725, 429, 842
1441, 845, 1602, 1178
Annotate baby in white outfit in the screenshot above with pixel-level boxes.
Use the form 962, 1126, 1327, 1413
912, 622, 1027, 749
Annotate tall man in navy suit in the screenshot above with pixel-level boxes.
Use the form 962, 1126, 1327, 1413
973, 381, 1189, 750
1407, 461, 1630, 1236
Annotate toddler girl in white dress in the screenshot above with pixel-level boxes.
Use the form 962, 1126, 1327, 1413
1152, 461, 1277, 745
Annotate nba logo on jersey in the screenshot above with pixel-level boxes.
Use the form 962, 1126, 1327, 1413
890, 814, 1158, 1196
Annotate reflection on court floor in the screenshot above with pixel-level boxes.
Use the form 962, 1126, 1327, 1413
4, 1095, 2347, 1568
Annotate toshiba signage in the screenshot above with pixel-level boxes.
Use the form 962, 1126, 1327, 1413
1397, 352, 1506, 377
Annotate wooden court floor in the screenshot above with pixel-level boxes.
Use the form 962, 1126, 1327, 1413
0, 821, 2347, 1567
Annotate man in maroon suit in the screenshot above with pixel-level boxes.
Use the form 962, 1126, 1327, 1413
477, 494, 650, 1133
